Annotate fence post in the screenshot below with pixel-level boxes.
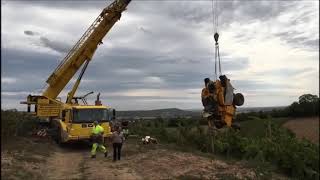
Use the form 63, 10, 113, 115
268, 120, 272, 138
208, 117, 215, 154
211, 128, 215, 154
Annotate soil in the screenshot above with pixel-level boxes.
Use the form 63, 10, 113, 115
1, 137, 288, 180
283, 117, 319, 144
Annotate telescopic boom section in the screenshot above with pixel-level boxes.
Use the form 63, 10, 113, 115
43, 0, 131, 99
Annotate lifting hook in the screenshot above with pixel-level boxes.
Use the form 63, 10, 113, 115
214, 32, 219, 44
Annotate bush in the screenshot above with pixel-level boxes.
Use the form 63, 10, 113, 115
1, 110, 39, 140
212, 122, 319, 179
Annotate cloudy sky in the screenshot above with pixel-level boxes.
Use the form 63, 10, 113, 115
1, 0, 319, 111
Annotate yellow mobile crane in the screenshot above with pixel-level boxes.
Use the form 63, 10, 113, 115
21, 0, 131, 144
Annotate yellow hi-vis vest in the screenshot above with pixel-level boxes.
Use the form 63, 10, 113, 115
92, 125, 104, 135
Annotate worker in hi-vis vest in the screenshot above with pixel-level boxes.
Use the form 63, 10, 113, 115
91, 121, 108, 158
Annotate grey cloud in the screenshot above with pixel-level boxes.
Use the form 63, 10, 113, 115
24, 30, 38, 36
39, 37, 70, 54
1, 47, 61, 92
7, 0, 105, 11
255, 67, 316, 78
232, 80, 297, 92
303, 39, 319, 50
271, 4, 318, 51
274, 31, 295, 38
139, 26, 152, 34
23, 29, 71, 54
79, 50, 248, 93
219, 57, 249, 72
7, 1, 297, 29
285, 36, 313, 46
275, 30, 319, 51
164, 1, 297, 28
291, 10, 314, 26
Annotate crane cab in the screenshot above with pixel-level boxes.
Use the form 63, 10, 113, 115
55, 105, 114, 143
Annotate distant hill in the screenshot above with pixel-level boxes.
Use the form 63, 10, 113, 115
117, 108, 200, 120
237, 106, 287, 113
116, 106, 287, 120
7, 106, 287, 120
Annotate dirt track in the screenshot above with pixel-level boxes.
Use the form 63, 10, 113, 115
42, 141, 258, 180
2, 138, 289, 180
283, 117, 319, 144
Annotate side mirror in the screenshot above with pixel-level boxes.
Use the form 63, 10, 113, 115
112, 109, 116, 120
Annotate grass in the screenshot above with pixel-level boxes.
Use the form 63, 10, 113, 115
1, 136, 56, 180
239, 117, 289, 138
164, 117, 290, 139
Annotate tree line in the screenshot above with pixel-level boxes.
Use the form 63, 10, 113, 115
236, 94, 319, 121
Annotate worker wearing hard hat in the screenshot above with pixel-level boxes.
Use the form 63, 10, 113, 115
91, 121, 108, 158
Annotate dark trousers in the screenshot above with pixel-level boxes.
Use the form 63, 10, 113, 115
113, 143, 122, 161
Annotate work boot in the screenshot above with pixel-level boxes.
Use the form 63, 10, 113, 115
91, 155, 96, 158
104, 152, 108, 158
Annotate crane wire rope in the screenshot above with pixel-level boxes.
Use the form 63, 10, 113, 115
211, 0, 222, 80
212, 0, 217, 80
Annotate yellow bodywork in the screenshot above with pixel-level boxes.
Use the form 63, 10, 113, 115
214, 80, 236, 127
57, 105, 112, 143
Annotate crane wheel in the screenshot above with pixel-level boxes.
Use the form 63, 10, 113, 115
53, 127, 63, 146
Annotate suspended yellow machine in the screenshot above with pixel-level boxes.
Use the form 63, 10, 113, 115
21, 0, 131, 144
201, 0, 244, 130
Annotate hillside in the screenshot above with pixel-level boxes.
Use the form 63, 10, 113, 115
116, 107, 287, 120
117, 108, 200, 119
237, 106, 287, 113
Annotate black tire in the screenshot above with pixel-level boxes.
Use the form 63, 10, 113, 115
55, 127, 64, 146
233, 93, 244, 106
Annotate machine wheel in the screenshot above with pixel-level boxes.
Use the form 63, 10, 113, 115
233, 93, 244, 106
54, 127, 64, 146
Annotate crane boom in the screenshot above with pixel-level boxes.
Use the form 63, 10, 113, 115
43, 0, 131, 99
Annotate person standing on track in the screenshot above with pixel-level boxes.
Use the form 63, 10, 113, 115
91, 121, 108, 158
111, 126, 125, 162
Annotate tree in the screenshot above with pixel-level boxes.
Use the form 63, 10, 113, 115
288, 102, 303, 117
298, 94, 319, 104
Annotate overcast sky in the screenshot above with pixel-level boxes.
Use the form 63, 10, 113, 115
1, 0, 319, 111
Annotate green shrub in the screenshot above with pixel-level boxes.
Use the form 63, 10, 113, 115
211, 122, 319, 179
1, 110, 40, 141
